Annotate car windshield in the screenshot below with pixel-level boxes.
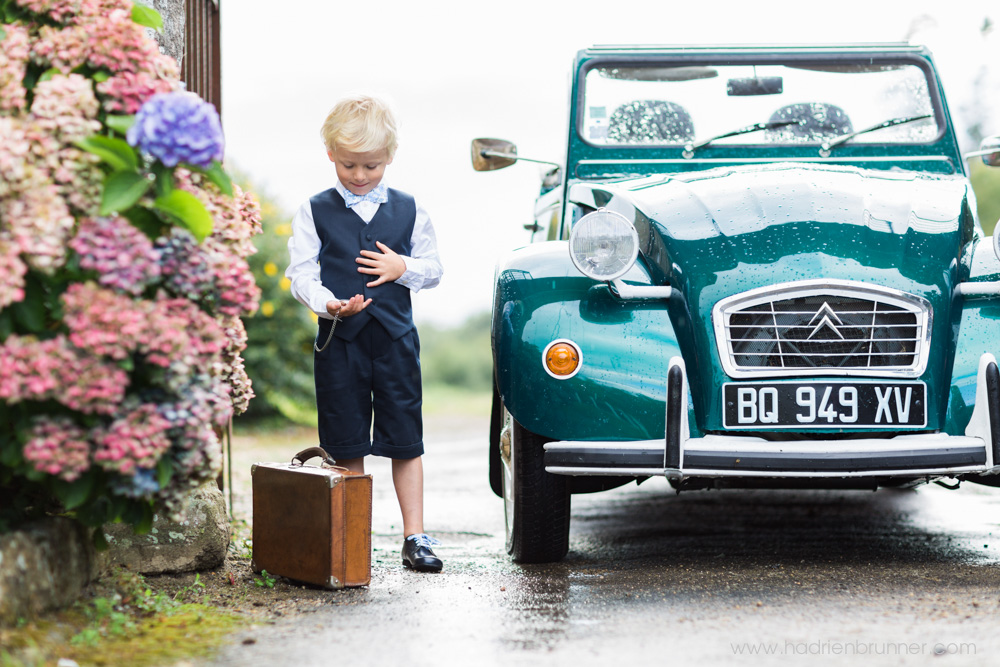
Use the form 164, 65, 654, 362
582, 61, 940, 148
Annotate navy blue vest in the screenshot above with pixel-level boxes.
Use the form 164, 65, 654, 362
310, 188, 417, 341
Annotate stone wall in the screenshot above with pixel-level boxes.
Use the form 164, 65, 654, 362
0, 484, 229, 625
135, 0, 186, 67
0, 519, 96, 625
102, 484, 231, 575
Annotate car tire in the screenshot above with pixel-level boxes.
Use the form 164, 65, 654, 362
500, 404, 571, 563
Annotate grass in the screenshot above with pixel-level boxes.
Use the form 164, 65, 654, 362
237, 383, 492, 432
422, 383, 491, 417
0, 568, 244, 667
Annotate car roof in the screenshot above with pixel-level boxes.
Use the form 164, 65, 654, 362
582, 43, 931, 58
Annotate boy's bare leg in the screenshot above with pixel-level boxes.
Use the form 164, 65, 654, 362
392, 456, 424, 537
335, 457, 365, 474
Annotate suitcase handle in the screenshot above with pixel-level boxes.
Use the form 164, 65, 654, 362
291, 447, 344, 469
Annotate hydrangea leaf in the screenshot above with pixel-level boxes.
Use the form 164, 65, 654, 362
154, 189, 214, 241
124, 205, 167, 240
92, 530, 108, 551
105, 114, 136, 136
99, 170, 153, 215
186, 160, 233, 197
156, 457, 174, 489
53, 475, 95, 511
76, 136, 139, 172
131, 3, 163, 31
122, 501, 155, 534
11, 278, 45, 333
135, 504, 155, 534
206, 160, 234, 196
0, 311, 11, 340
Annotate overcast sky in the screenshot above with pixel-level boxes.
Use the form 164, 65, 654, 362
221, 0, 998, 326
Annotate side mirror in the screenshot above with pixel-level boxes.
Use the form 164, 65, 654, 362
979, 135, 1000, 167
471, 138, 517, 171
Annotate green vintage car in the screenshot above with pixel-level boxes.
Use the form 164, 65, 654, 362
473, 44, 1000, 563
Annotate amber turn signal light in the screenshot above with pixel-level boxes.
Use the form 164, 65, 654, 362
544, 340, 581, 378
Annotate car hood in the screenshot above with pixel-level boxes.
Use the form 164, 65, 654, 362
572, 162, 973, 302
570, 163, 975, 427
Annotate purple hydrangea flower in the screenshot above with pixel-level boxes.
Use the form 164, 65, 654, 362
127, 91, 224, 168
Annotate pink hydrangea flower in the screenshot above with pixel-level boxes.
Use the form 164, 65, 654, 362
23, 417, 91, 482
177, 169, 261, 259
30, 73, 101, 142
236, 185, 263, 238
0, 237, 27, 309
208, 243, 261, 317
62, 282, 149, 359
2, 3, 263, 515
30, 25, 90, 73
0, 23, 30, 114
93, 402, 172, 474
49, 145, 102, 215
146, 295, 227, 389
15, 0, 82, 23
97, 69, 175, 114
0, 117, 33, 195
0, 116, 76, 274
70, 216, 162, 294
0, 334, 128, 413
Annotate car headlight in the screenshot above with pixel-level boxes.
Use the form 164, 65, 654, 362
568, 209, 639, 281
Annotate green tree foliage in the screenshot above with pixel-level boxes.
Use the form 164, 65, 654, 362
971, 160, 1000, 235
420, 311, 493, 391
240, 186, 318, 424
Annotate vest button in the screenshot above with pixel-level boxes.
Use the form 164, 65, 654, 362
366, 234, 372, 241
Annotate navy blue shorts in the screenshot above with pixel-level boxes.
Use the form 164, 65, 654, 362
314, 318, 423, 460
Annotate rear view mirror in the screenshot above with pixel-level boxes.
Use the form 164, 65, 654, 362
727, 76, 783, 96
471, 138, 517, 171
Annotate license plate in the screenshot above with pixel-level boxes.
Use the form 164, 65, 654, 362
722, 381, 927, 429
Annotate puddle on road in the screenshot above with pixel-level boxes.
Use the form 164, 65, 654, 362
906, 483, 1000, 565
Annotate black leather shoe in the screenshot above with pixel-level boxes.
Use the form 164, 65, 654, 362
402, 534, 443, 572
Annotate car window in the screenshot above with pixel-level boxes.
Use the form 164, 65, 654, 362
583, 61, 939, 147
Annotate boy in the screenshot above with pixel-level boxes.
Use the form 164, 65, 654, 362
285, 95, 444, 572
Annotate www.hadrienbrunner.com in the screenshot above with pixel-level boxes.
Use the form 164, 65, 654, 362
731, 640, 976, 656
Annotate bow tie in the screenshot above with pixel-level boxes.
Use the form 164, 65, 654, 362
343, 184, 388, 209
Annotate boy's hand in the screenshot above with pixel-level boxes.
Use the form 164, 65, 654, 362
357, 241, 406, 287
327, 294, 370, 318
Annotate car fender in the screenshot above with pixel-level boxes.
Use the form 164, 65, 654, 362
492, 241, 683, 442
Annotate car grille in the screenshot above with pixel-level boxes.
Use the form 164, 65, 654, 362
714, 281, 931, 378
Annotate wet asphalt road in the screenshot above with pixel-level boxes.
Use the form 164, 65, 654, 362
209, 417, 1000, 666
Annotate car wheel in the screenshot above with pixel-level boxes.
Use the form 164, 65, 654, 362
500, 403, 571, 563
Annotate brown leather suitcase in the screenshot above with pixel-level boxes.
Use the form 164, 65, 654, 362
251, 447, 372, 589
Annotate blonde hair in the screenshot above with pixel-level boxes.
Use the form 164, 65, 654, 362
320, 95, 398, 157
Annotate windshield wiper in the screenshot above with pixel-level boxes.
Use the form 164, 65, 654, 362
819, 114, 934, 156
683, 120, 800, 158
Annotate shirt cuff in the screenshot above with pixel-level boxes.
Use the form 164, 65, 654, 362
396, 258, 420, 291
310, 285, 338, 318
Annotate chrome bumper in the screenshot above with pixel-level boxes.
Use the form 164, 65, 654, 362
543, 355, 1000, 480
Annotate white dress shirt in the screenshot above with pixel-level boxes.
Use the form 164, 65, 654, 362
285, 181, 443, 319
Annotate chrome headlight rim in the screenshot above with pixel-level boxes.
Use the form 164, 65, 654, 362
568, 208, 640, 282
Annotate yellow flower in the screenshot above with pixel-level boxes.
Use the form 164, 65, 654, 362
264, 262, 278, 276
280, 277, 291, 291
309, 311, 319, 323
275, 223, 292, 236
260, 301, 275, 317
